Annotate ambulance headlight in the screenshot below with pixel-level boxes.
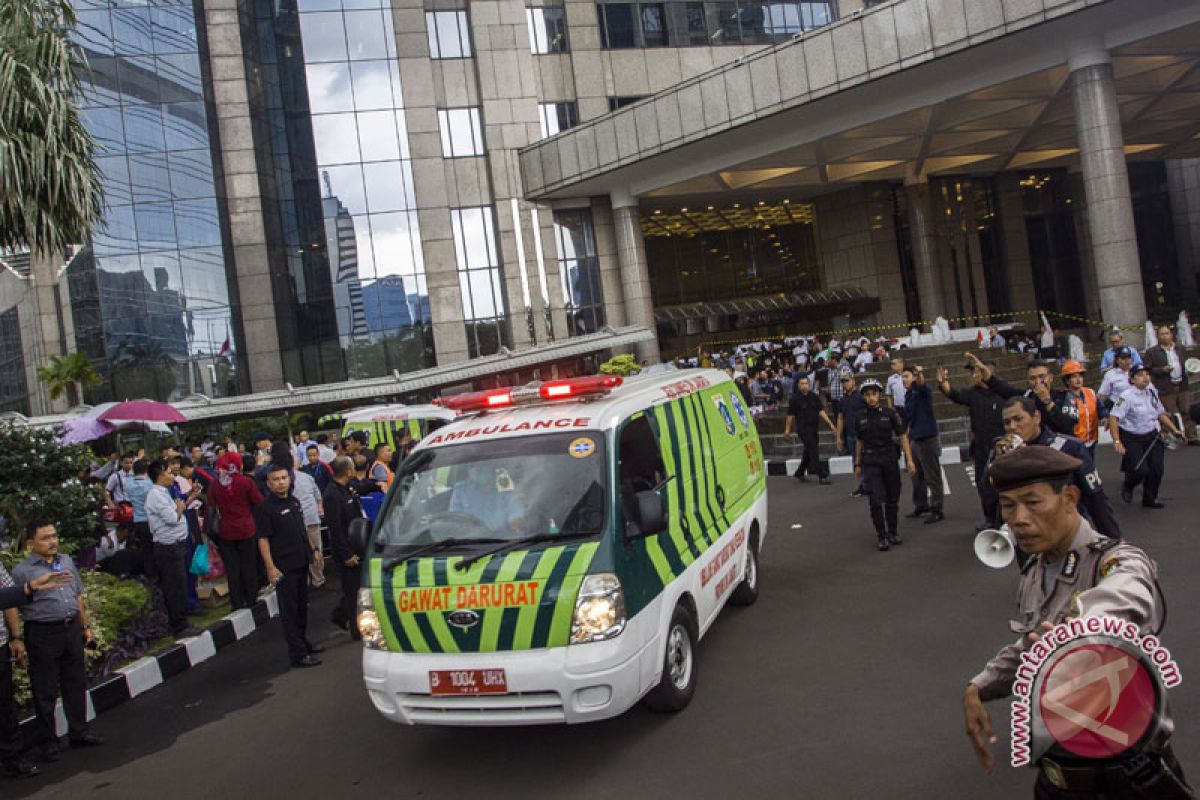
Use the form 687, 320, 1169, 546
357, 588, 387, 650
571, 573, 626, 644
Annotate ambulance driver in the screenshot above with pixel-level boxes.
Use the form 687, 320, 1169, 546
853, 379, 917, 551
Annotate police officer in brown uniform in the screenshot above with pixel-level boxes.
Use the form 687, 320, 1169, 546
962, 446, 1191, 798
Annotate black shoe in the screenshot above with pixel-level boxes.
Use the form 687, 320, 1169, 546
1188, 440, 1199, 447
307, 643, 326, 655
888, 533, 903, 546
2, 758, 40, 778
1121, 486, 1133, 504
175, 626, 204, 639
850, 490, 866, 498
1143, 500, 1165, 509
291, 655, 322, 668
905, 508, 929, 518
38, 744, 60, 763
877, 538, 890, 552
69, 733, 105, 748
818, 476, 831, 485
794, 474, 808, 483
924, 511, 945, 525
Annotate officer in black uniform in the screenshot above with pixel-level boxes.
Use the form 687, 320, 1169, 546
255, 465, 324, 668
783, 374, 836, 484
323, 456, 364, 639
854, 379, 918, 551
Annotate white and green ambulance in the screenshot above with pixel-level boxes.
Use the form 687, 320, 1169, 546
355, 369, 768, 725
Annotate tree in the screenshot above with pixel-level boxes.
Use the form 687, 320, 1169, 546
600, 354, 641, 377
36, 351, 101, 406
0, 423, 102, 554
0, 0, 104, 254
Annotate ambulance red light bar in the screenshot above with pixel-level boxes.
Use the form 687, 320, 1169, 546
435, 375, 623, 412
538, 375, 622, 400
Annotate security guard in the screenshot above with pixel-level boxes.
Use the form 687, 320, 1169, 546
1098, 348, 1135, 408
1108, 365, 1184, 509
963, 446, 1191, 799
853, 379, 917, 551
783, 374, 836, 484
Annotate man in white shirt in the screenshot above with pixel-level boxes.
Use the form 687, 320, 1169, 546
1098, 347, 1134, 407
293, 431, 312, 467
145, 460, 201, 639
1146, 325, 1196, 443
886, 355, 906, 409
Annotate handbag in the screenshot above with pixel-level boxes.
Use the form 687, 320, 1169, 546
205, 546, 226, 579
189, 543, 211, 576
204, 503, 220, 538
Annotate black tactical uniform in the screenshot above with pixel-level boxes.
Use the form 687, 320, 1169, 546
856, 404, 906, 549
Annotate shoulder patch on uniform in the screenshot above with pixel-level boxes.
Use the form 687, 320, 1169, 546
1062, 550, 1079, 579
1099, 557, 1121, 579
1050, 437, 1067, 451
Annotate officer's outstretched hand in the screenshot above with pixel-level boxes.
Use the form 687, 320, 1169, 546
963, 684, 996, 772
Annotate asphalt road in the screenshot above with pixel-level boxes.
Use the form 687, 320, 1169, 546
9, 447, 1200, 799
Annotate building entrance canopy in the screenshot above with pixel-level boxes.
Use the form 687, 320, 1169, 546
519, 0, 1200, 204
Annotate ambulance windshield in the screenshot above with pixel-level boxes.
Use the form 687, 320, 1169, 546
373, 431, 608, 552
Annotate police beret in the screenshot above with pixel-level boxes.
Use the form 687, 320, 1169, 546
1129, 364, 1151, 377
988, 445, 1082, 492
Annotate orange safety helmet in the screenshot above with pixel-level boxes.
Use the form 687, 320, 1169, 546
1060, 360, 1086, 380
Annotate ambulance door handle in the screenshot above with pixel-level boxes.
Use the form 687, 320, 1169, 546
716, 485, 726, 510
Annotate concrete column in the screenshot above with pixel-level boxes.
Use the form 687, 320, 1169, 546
1068, 47, 1148, 341
610, 188, 659, 363
903, 176, 945, 323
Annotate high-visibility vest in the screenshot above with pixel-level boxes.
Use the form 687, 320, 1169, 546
1071, 387, 1100, 444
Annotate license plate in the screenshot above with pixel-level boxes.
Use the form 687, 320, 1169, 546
429, 669, 507, 696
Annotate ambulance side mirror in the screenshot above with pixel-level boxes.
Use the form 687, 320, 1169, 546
628, 490, 667, 539
348, 517, 372, 557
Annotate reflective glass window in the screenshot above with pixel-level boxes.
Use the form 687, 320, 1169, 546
312, 113, 362, 164
527, 6, 569, 54
81, 106, 125, 150
73, 11, 114, 55
134, 202, 178, 251
175, 199, 222, 248
96, 155, 132, 206
437, 107, 485, 158
426, 11, 471, 59
598, 3, 635, 48
357, 110, 402, 161
349, 60, 399, 110
111, 7, 153, 56
538, 101, 578, 138
162, 102, 208, 149
123, 104, 166, 152
150, 5, 197, 54
129, 152, 172, 203
343, 10, 390, 60
608, 95, 645, 111
553, 209, 605, 335
369, 211, 421, 275
321, 163, 369, 215
686, 2, 708, 44
92, 205, 139, 255
167, 149, 215, 200
298, 12, 349, 62
116, 56, 161, 104
306, 63, 355, 113
641, 4, 668, 46
156, 53, 203, 103
362, 161, 410, 213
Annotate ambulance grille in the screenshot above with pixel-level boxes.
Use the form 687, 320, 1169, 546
400, 691, 566, 725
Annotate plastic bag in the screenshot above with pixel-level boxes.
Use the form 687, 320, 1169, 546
189, 542, 210, 576
205, 546, 226, 579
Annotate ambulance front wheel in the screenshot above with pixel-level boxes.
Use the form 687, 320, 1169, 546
728, 534, 759, 607
644, 604, 698, 713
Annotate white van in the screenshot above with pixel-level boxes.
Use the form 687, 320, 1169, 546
353, 369, 768, 725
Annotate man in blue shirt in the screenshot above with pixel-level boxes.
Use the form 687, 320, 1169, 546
124, 459, 155, 577
1099, 329, 1143, 373
12, 522, 104, 760
902, 367, 944, 523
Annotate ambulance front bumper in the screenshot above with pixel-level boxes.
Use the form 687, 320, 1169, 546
362, 609, 660, 726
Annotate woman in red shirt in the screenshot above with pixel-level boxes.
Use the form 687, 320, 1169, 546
208, 452, 264, 609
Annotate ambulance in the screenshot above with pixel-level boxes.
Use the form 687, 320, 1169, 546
354, 369, 768, 725
336, 403, 456, 451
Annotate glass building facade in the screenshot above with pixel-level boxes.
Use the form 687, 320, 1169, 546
552, 210, 606, 335
246, 0, 434, 382
68, 0, 238, 402
596, 0, 835, 49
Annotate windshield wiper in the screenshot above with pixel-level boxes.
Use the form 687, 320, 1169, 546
455, 531, 598, 572
382, 537, 505, 572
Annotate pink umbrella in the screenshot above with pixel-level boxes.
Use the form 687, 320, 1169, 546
97, 399, 188, 424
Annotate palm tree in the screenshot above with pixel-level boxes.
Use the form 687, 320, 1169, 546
37, 352, 101, 406
0, 0, 104, 254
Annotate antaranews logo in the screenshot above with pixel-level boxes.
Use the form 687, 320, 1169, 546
1010, 615, 1181, 768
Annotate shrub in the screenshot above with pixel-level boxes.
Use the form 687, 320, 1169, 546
599, 354, 641, 377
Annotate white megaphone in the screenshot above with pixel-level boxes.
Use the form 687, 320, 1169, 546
974, 524, 1015, 569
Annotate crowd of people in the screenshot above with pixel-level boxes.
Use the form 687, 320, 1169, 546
0, 427, 407, 778
772, 325, 1195, 551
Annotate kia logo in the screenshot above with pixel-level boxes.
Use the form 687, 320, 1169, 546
447, 609, 480, 629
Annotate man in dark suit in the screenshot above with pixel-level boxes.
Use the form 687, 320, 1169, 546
1145, 324, 1197, 444
323, 457, 364, 638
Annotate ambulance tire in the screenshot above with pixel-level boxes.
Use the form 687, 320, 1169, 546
644, 604, 698, 713
728, 534, 759, 607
